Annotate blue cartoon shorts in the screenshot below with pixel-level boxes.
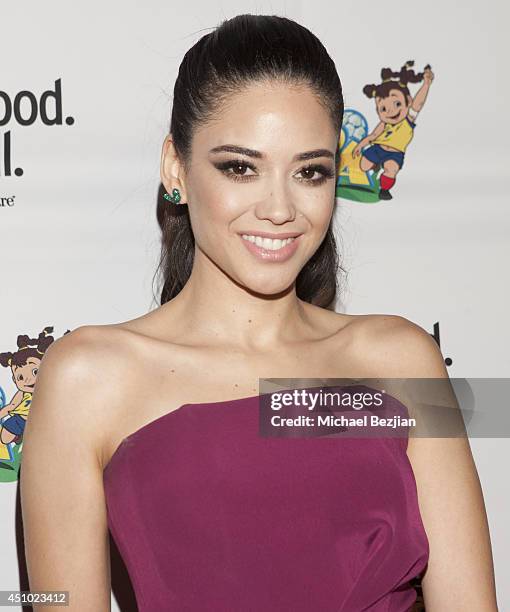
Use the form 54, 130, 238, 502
1, 414, 26, 436
362, 144, 405, 168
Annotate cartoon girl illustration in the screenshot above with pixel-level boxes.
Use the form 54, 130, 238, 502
0, 326, 66, 446
353, 60, 434, 200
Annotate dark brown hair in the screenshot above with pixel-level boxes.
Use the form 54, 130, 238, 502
154, 14, 346, 310
363, 60, 430, 102
0, 326, 67, 369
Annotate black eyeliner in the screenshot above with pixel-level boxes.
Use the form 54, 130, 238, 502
212, 158, 335, 185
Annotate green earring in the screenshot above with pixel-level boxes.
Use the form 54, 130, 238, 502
163, 188, 182, 204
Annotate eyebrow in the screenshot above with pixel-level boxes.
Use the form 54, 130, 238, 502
209, 144, 335, 162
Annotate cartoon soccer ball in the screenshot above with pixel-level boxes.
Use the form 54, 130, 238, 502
341, 109, 369, 145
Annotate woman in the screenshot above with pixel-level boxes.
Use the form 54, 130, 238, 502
20, 14, 497, 612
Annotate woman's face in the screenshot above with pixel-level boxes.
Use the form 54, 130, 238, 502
163, 80, 339, 297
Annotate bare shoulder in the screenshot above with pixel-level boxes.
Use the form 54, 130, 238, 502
25, 324, 139, 468
347, 313, 448, 378
41, 323, 138, 381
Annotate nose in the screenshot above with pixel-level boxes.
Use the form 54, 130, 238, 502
255, 179, 297, 225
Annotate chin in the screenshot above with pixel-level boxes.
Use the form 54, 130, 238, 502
240, 275, 297, 298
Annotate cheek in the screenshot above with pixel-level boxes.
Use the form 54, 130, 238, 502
190, 166, 249, 215
300, 191, 335, 229
318, 204, 335, 233
186, 178, 241, 246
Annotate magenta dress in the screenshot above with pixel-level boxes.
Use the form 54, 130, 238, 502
103, 387, 429, 611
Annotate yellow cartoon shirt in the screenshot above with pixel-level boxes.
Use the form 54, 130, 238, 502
372, 112, 417, 152
9, 391, 32, 419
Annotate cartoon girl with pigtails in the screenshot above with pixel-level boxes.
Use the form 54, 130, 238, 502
353, 60, 434, 200
0, 326, 69, 449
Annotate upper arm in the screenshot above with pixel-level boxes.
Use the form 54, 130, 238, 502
10, 388, 24, 406
20, 326, 123, 611
368, 316, 498, 610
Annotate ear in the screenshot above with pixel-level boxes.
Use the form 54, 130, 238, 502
160, 134, 188, 202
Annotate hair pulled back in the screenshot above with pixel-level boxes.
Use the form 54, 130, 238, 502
155, 14, 345, 309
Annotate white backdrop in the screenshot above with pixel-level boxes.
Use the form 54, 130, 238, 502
2, 1, 509, 609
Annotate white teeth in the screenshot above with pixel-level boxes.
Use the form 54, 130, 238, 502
241, 234, 296, 251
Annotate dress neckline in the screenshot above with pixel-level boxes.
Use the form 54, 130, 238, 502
102, 383, 384, 475
103, 393, 261, 474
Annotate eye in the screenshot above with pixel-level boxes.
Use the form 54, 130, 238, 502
295, 164, 335, 186
395, 101, 401, 108
214, 159, 257, 182
381, 107, 386, 113
33, 368, 38, 376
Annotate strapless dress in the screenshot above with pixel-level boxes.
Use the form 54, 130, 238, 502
103, 386, 429, 611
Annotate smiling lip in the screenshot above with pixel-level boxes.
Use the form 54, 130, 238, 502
237, 230, 303, 239
239, 233, 302, 263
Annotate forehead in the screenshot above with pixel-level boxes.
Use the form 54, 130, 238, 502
377, 90, 406, 104
192, 80, 336, 155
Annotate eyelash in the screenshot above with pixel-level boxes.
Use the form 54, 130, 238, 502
214, 159, 335, 186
